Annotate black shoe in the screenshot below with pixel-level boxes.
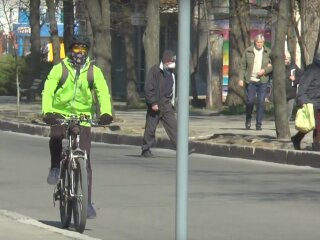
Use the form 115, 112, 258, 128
256, 126, 262, 131
245, 122, 251, 130
141, 149, 154, 158
291, 136, 301, 150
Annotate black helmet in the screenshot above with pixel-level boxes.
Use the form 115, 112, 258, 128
69, 35, 91, 49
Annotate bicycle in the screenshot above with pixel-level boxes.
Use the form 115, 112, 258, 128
52, 114, 97, 233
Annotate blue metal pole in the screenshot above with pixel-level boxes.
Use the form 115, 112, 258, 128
18, 37, 24, 56
176, 1, 191, 240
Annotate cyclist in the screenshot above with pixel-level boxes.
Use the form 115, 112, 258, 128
42, 35, 113, 219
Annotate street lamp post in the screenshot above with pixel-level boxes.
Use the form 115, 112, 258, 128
176, 1, 191, 240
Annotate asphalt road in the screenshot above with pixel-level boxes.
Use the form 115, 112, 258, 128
1, 131, 320, 240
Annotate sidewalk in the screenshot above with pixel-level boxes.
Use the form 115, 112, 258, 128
0, 210, 100, 240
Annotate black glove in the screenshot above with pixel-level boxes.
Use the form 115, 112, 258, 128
99, 113, 113, 125
43, 113, 63, 125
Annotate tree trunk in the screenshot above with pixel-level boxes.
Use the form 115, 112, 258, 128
207, 34, 223, 110
299, 0, 320, 65
75, 0, 87, 34
63, 0, 74, 53
190, 0, 200, 104
29, 0, 41, 81
142, 0, 159, 75
190, 27, 209, 107
85, 0, 113, 104
190, 1, 208, 105
46, 0, 60, 64
225, 0, 250, 110
271, 0, 290, 139
124, 21, 140, 107
287, 1, 297, 66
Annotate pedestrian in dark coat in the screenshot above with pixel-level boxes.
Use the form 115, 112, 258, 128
284, 51, 301, 121
141, 50, 177, 157
291, 52, 320, 151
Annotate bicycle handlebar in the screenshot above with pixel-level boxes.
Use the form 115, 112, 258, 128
56, 115, 106, 127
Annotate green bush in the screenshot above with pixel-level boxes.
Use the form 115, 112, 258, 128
0, 55, 27, 95
0, 54, 53, 96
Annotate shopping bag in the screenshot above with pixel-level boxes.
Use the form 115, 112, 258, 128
295, 103, 315, 133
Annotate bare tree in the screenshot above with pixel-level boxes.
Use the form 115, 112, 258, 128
123, 2, 141, 107
225, 0, 250, 111
287, 1, 298, 66
46, 0, 60, 64
85, 0, 113, 107
63, 0, 74, 51
124, 27, 141, 106
297, 0, 320, 66
0, 0, 30, 114
207, 34, 223, 109
190, 0, 207, 106
271, 0, 290, 138
142, 0, 159, 74
28, 0, 41, 93
0, 0, 19, 34
111, 0, 141, 106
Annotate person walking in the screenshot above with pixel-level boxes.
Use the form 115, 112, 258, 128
42, 35, 113, 218
141, 50, 177, 157
238, 34, 273, 130
284, 51, 301, 121
291, 52, 320, 151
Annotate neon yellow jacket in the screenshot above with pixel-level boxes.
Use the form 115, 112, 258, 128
42, 57, 112, 118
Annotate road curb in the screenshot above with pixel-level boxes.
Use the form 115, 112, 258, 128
1, 120, 320, 168
0, 209, 101, 240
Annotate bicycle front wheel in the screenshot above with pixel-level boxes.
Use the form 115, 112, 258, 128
72, 156, 88, 233
59, 161, 72, 228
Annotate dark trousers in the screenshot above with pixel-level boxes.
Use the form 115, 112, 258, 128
142, 104, 177, 151
49, 125, 93, 204
245, 82, 268, 127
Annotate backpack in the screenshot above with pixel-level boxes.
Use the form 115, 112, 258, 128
56, 60, 95, 91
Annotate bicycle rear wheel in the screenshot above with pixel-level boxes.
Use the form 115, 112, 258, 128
59, 161, 72, 228
72, 156, 88, 233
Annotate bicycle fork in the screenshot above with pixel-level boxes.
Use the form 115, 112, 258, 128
69, 150, 87, 199
53, 151, 69, 206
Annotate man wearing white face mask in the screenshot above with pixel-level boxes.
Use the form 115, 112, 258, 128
141, 50, 177, 157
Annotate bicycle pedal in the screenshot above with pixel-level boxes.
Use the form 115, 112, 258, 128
53, 187, 61, 204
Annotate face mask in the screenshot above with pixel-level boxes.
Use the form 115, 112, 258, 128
70, 52, 88, 66
167, 62, 176, 69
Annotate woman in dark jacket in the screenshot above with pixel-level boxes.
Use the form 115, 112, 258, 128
291, 53, 320, 150
284, 51, 301, 121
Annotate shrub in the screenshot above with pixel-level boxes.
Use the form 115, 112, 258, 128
0, 55, 28, 95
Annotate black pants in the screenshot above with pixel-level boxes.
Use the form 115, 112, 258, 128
49, 125, 93, 204
142, 104, 177, 151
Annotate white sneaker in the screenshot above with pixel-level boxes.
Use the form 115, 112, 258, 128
47, 168, 60, 185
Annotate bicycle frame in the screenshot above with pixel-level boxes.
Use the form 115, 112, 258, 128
66, 126, 87, 198
53, 115, 93, 233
